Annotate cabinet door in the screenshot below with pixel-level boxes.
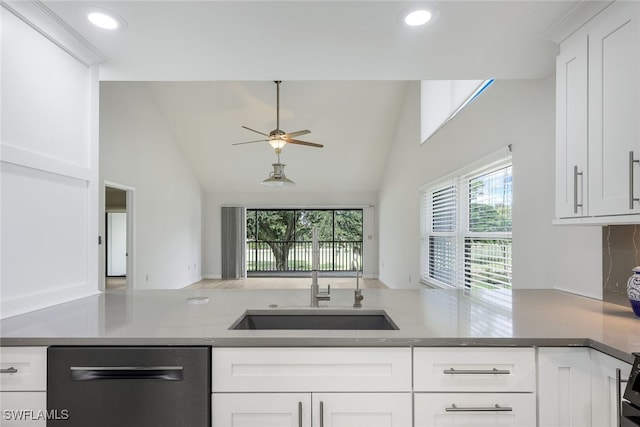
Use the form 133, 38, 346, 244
0, 392, 47, 426
537, 347, 591, 427
591, 350, 632, 427
313, 393, 412, 427
212, 393, 311, 427
556, 30, 589, 218
589, 2, 640, 216
414, 393, 535, 427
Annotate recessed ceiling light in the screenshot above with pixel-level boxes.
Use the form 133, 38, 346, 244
405, 9, 432, 27
86, 9, 127, 31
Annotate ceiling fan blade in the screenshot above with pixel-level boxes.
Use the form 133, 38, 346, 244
232, 139, 269, 145
241, 125, 270, 137
286, 138, 324, 148
283, 130, 311, 139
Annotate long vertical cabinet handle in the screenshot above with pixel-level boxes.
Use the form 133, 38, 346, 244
630, 151, 640, 209
616, 368, 629, 427
574, 165, 583, 214
319, 401, 324, 427
298, 401, 303, 427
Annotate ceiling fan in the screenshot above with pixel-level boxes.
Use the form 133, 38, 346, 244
233, 81, 323, 153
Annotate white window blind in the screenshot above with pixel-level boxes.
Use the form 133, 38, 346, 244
421, 150, 512, 290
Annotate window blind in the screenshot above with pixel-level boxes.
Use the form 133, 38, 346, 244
421, 154, 512, 290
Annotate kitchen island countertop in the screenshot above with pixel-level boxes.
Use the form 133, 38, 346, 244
1, 288, 639, 363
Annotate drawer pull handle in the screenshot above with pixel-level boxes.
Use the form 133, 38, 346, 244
1, 367, 18, 374
445, 403, 513, 412
443, 368, 511, 375
298, 401, 302, 427
70, 366, 183, 381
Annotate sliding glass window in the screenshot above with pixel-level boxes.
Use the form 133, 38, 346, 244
246, 209, 363, 273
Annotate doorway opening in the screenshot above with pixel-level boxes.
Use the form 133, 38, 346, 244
105, 185, 133, 290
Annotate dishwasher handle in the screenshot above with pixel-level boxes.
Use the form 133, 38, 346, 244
70, 366, 184, 381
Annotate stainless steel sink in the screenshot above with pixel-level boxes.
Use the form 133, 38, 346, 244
229, 309, 398, 330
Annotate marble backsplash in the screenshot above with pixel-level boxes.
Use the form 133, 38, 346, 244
603, 224, 640, 306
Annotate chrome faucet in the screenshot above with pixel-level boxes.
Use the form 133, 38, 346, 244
311, 281, 331, 307
353, 270, 364, 308
310, 227, 330, 307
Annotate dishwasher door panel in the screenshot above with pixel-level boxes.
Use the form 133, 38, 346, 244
47, 346, 211, 427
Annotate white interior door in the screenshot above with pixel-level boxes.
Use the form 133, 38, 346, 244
107, 212, 127, 276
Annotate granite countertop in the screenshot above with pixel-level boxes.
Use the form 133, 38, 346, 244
1, 288, 639, 363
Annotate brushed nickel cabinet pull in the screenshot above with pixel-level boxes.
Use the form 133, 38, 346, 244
630, 152, 640, 209
443, 367, 511, 375
298, 401, 302, 427
319, 401, 324, 427
445, 403, 513, 412
0, 367, 18, 374
574, 165, 583, 214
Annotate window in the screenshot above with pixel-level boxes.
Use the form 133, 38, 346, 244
246, 209, 363, 273
420, 79, 495, 143
421, 149, 512, 289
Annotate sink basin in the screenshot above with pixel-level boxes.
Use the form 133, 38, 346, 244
229, 309, 398, 330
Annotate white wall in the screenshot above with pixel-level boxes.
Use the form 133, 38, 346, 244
378, 77, 602, 293
203, 191, 378, 279
100, 83, 203, 290
1, 9, 100, 319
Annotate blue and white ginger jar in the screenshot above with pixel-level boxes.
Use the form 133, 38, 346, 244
627, 266, 640, 317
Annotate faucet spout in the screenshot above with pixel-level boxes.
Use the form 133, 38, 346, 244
353, 270, 364, 308
310, 227, 330, 307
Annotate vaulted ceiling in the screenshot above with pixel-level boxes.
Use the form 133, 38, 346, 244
44, 1, 585, 192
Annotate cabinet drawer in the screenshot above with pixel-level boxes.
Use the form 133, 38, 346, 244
414, 392, 536, 427
0, 392, 47, 426
0, 347, 47, 391
413, 347, 535, 392
212, 347, 411, 392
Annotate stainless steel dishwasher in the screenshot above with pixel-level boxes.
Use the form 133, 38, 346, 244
47, 346, 211, 427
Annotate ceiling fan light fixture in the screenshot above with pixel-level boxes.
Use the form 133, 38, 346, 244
268, 138, 287, 150
261, 163, 295, 187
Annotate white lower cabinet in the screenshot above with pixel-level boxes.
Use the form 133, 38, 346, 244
537, 347, 592, 427
0, 392, 47, 426
313, 393, 411, 427
211, 347, 412, 427
414, 393, 536, 427
413, 347, 536, 427
212, 393, 311, 427
537, 347, 632, 427
0, 347, 48, 427
211, 346, 636, 427
212, 392, 411, 427
591, 349, 632, 427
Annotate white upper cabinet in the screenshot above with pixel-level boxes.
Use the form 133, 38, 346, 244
555, 1, 640, 223
555, 30, 589, 219
588, 1, 640, 216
